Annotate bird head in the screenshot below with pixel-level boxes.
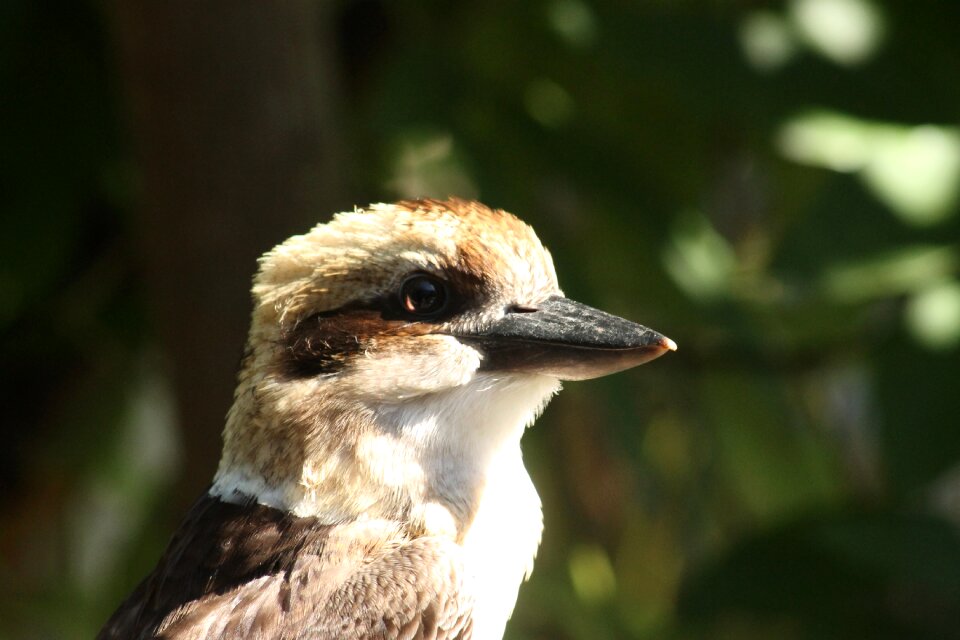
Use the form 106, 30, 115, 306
213, 198, 675, 528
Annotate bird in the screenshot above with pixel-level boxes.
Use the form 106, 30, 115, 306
98, 198, 676, 640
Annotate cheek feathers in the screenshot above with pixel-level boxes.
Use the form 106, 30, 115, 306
277, 311, 482, 399
342, 336, 483, 401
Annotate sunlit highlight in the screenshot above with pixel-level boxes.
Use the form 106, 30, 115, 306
789, 0, 884, 66
568, 544, 617, 605
387, 132, 478, 199
547, 0, 598, 48
778, 111, 960, 226
739, 11, 798, 72
821, 245, 957, 302
663, 211, 736, 301
906, 280, 960, 350
524, 79, 576, 128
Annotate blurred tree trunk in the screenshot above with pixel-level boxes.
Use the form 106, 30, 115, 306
110, 1, 348, 521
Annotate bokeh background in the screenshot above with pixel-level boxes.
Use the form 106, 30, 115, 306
3, 1, 960, 638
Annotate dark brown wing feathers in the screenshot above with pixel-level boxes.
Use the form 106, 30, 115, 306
97, 494, 472, 640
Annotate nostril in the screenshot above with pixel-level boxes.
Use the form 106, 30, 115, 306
507, 304, 538, 314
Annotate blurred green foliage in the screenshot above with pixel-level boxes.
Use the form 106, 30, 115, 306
2, 0, 959, 639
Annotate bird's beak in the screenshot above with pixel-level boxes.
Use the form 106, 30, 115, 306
458, 295, 676, 381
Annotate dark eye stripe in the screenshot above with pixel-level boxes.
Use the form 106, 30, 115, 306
279, 311, 435, 378
276, 268, 485, 379
280, 313, 365, 377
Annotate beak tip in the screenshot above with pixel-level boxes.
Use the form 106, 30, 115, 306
660, 336, 678, 352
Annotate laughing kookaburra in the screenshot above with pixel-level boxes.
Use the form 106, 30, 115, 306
99, 198, 676, 640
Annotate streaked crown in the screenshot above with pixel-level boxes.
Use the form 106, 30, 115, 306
252, 198, 560, 334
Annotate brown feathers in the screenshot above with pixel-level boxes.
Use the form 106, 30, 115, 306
98, 495, 474, 640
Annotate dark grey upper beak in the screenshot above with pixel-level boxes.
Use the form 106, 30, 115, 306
457, 295, 676, 381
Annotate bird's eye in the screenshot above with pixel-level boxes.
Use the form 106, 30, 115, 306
399, 274, 449, 318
